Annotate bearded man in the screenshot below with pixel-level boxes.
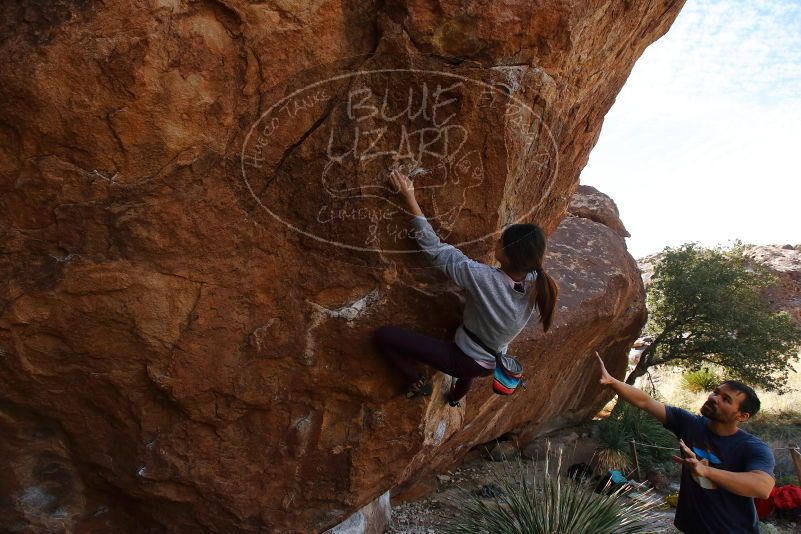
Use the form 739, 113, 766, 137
595, 353, 775, 534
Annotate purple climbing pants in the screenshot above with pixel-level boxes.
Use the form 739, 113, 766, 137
374, 324, 493, 402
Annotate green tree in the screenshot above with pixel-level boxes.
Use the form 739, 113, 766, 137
627, 243, 801, 389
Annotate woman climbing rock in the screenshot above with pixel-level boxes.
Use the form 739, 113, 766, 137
375, 167, 559, 406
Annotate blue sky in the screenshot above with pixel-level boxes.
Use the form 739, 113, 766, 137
581, 0, 801, 258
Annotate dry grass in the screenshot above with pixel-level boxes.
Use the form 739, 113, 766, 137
647, 360, 801, 418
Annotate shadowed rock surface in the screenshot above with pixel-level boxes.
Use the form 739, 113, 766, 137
0, 0, 684, 531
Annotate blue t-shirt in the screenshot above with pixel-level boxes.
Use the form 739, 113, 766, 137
664, 406, 775, 534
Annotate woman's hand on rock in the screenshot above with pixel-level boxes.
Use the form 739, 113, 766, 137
390, 169, 415, 199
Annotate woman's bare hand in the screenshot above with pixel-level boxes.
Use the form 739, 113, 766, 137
389, 169, 415, 199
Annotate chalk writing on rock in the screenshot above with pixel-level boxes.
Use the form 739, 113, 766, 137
240, 68, 558, 255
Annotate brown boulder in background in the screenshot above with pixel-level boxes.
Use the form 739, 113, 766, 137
0, 0, 684, 532
568, 184, 631, 238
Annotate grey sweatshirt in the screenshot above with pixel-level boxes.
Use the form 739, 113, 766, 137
411, 216, 537, 369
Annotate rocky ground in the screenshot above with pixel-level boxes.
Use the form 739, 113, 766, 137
385, 425, 798, 533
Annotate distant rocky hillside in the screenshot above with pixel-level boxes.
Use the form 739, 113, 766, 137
743, 244, 801, 325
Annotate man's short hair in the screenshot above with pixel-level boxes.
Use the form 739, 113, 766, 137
721, 380, 761, 417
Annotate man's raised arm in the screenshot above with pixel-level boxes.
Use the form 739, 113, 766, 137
595, 352, 667, 423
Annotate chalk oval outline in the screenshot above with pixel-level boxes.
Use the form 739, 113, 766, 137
240, 68, 560, 253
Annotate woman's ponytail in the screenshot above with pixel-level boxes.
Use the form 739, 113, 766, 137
532, 268, 558, 331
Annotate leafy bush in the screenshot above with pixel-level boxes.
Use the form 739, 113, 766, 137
594, 403, 676, 472
681, 368, 721, 393
446, 453, 659, 534
628, 243, 801, 389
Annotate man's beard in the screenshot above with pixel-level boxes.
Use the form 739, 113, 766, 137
701, 401, 720, 420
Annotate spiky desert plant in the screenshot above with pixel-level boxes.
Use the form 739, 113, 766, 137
618, 403, 676, 468
594, 448, 632, 473
446, 450, 659, 534
592, 414, 631, 473
681, 368, 721, 393
594, 403, 676, 473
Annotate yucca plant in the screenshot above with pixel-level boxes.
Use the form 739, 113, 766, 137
618, 404, 676, 469
681, 368, 720, 393
593, 415, 632, 473
594, 403, 675, 472
445, 450, 659, 534
594, 448, 632, 473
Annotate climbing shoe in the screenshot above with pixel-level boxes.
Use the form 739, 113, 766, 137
446, 384, 462, 407
406, 377, 432, 399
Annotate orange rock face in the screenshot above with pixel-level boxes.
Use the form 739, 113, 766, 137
0, 1, 683, 531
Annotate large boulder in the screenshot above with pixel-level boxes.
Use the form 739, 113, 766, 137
568, 184, 630, 238
0, 1, 683, 532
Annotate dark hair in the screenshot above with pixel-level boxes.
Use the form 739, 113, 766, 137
501, 224, 559, 331
720, 380, 761, 416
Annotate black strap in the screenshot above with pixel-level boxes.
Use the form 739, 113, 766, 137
462, 325, 501, 363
